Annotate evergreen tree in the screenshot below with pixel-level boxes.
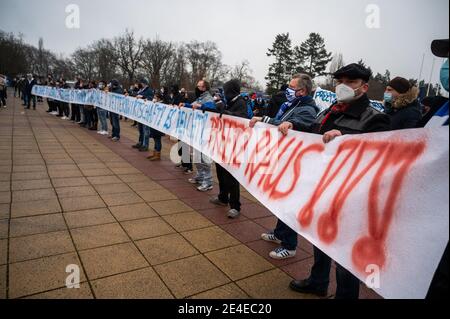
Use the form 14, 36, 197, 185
294, 33, 332, 78
265, 33, 294, 93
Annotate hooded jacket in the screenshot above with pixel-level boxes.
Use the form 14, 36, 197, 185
385, 86, 422, 130
219, 79, 248, 119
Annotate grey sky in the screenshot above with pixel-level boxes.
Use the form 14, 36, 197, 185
0, 0, 448, 87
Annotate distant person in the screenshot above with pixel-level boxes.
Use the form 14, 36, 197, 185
267, 84, 288, 118
383, 77, 422, 130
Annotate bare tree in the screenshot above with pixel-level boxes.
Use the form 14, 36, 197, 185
91, 39, 118, 82
72, 48, 97, 81
230, 60, 251, 83
113, 30, 144, 86
141, 38, 174, 88
185, 41, 226, 88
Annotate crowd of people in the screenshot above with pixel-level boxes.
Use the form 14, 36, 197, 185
1, 38, 448, 300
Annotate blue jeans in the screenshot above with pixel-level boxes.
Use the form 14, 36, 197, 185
308, 246, 360, 299
97, 108, 108, 132
110, 113, 120, 139
153, 136, 162, 152
273, 219, 298, 251
25, 94, 36, 108
138, 123, 150, 148
193, 150, 213, 187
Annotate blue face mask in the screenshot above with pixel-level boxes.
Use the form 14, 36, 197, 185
285, 88, 298, 102
384, 92, 393, 103
440, 59, 449, 92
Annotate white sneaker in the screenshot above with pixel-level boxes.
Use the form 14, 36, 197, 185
102, 131, 109, 135
51, 111, 58, 115
197, 184, 213, 192
261, 232, 282, 244
269, 247, 296, 260
188, 178, 200, 184
61, 116, 67, 120
227, 209, 241, 219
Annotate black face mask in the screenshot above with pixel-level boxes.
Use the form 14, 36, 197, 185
225, 93, 237, 104
195, 88, 204, 98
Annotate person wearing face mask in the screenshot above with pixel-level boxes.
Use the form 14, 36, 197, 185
249, 74, 319, 259
426, 38, 449, 300
425, 39, 449, 128
131, 78, 154, 152
250, 74, 319, 135
383, 77, 421, 130
180, 80, 216, 192
289, 64, 390, 299
96, 81, 109, 136
208, 79, 248, 219
108, 79, 123, 142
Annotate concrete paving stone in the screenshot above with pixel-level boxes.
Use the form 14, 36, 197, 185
11, 179, 52, 191
51, 177, 89, 188
55, 186, 97, 198
70, 223, 130, 251
136, 233, 199, 266
24, 283, 93, 299
64, 208, 116, 229
236, 269, 313, 299
121, 217, 175, 240
0, 181, 10, 192
8, 252, 86, 299
108, 203, 158, 221
87, 175, 123, 185
79, 242, 149, 280
77, 163, 108, 170
92, 267, 173, 299
93, 183, 133, 195
80, 168, 115, 177
154, 255, 230, 298
0, 204, 9, 220
135, 189, 177, 202
182, 226, 240, 253
190, 283, 249, 299
11, 199, 61, 218
162, 211, 213, 232
117, 174, 152, 183
148, 200, 194, 216
60, 195, 106, 212
205, 245, 274, 281
12, 171, 49, 181
9, 230, 75, 263
127, 181, 164, 192
48, 170, 83, 179
0, 239, 6, 265
0, 191, 10, 204
0, 265, 6, 299
100, 192, 144, 207
219, 220, 268, 244
10, 214, 67, 238
12, 188, 56, 202
12, 166, 47, 174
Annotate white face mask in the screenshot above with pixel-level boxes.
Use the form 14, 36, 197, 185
335, 83, 362, 103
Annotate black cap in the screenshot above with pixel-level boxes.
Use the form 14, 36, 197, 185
333, 63, 372, 82
431, 39, 449, 58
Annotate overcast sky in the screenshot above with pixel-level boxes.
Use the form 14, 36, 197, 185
0, 0, 448, 87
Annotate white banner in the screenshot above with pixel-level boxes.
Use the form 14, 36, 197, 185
32, 85, 449, 299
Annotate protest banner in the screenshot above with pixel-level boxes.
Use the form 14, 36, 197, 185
32, 85, 449, 299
